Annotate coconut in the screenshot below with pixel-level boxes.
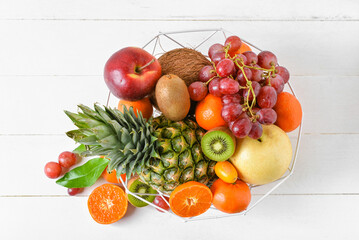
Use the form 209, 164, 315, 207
158, 48, 211, 86
150, 48, 211, 109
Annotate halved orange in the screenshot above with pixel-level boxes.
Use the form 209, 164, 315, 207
88, 184, 128, 224
169, 181, 213, 218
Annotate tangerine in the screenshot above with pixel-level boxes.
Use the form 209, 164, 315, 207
211, 178, 251, 214
238, 42, 252, 53
273, 92, 302, 132
169, 181, 212, 218
230, 42, 252, 57
102, 167, 126, 184
87, 184, 128, 224
118, 97, 153, 119
195, 94, 226, 130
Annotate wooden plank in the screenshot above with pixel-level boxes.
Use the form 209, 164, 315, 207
1, 76, 358, 135
0, 195, 358, 239
0, 0, 358, 20
0, 134, 358, 196
0, 21, 358, 76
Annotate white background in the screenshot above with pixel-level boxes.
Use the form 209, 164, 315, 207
1, 0, 359, 239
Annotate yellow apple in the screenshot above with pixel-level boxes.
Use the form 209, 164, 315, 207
230, 124, 292, 185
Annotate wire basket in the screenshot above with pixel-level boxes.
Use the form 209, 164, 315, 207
106, 28, 303, 222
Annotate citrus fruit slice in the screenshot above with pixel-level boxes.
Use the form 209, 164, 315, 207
88, 184, 128, 224
169, 181, 213, 218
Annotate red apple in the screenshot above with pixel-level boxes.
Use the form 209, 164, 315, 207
104, 47, 161, 101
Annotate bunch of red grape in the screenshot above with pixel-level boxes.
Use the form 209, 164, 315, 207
188, 36, 290, 139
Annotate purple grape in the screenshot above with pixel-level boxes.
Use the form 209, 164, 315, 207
233, 54, 248, 69
248, 122, 263, 139
219, 78, 240, 95
230, 117, 252, 138
242, 81, 261, 101
208, 77, 223, 97
211, 52, 226, 65
217, 59, 235, 78
188, 81, 208, 101
221, 103, 243, 123
199, 65, 216, 82
251, 64, 264, 82
266, 74, 284, 94
236, 68, 252, 86
258, 51, 278, 69
257, 108, 277, 125
221, 94, 242, 105
208, 43, 224, 59
257, 86, 277, 108
242, 51, 258, 65
275, 66, 290, 83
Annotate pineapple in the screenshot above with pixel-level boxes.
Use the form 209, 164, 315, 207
65, 104, 216, 194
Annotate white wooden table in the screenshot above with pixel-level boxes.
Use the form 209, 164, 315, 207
1, 1, 358, 239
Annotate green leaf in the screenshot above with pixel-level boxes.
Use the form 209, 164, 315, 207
56, 157, 109, 188
72, 144, 86, 154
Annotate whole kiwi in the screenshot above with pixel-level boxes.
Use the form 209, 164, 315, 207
155, 74, 190, 121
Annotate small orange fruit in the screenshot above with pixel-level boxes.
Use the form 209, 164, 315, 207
238, 42, 252, 53
211, 179, 251, 214
169, 181, 213, 217
87, 184, 128, 224
195, 94, 226, 130
102, 167, 126, 184
230, 42, 252, 57
118, 97, 153, 119
273, 92, 302, 132
215, 161, 238, 183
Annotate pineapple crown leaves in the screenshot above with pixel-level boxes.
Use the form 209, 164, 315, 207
64, 104, 159, 178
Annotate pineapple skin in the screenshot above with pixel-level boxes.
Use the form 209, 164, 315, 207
140, 116, 216, 194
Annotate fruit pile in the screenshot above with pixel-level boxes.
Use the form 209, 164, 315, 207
45, 34, 302, 224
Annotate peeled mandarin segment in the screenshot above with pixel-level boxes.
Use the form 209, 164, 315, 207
88, 184, 128, 224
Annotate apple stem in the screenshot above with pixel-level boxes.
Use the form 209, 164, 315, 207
138, 58, 155, 72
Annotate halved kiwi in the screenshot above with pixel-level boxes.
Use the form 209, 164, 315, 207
127, 176, 157, 207
201, 127, 236, 162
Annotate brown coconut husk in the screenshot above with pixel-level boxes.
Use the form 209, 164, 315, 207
158, 48, 211, 86
150, 48, 211, 109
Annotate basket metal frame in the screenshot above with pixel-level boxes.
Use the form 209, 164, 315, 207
107, 28, 303, 222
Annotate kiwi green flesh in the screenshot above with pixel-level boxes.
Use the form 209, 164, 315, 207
128, 179, 157, 207
201, 130, 235, 162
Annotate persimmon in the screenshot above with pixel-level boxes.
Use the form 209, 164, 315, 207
211, 178, 251, 214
